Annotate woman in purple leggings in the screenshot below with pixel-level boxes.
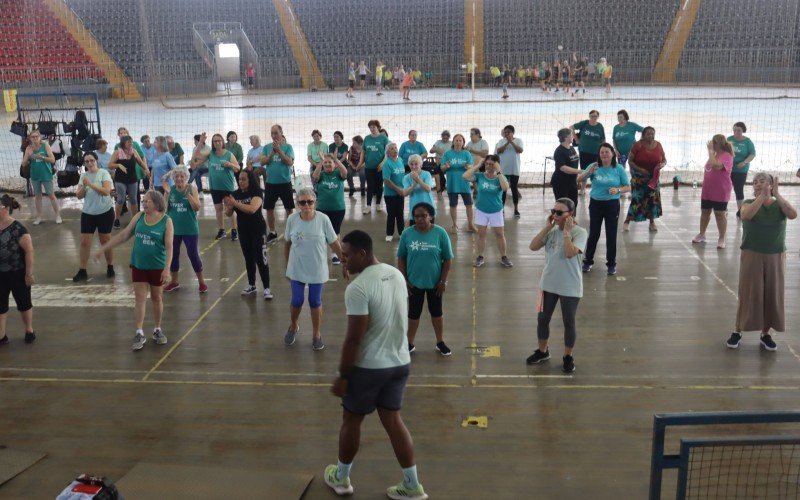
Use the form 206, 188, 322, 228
162, 165, 207, 293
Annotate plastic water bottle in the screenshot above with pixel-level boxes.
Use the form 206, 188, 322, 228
692, 180, 697, 189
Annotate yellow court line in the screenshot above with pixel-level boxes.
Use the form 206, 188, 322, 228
198, 238, 220, 255
470, 250, 478, 386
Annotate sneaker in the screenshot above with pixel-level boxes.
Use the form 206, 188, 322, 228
726, 332, 742, 349
360, 190, 366, 197
526, 349, 550, 364
113, 219, 121, 229
164, 282, 180, 292
215, 229, 227, 240
386, 481, 428, 500
408, 343, 415, 353
106, 266, 115, 278
72, 269, 88, 282
0, 335, 8, 346
263, 288, 274, 300
241, 285, 257, 296
500, 256, 513, 268
692, 233, 706, 244
385, 235, 393, 242
198, 283, 208, 294
266, 232, 278, 244
435, 341, 452, 356
323, 464, 353, 496
514, 210, 521, 218
24, 332, 35, 344
132, 332, 146, 351
284, 327, 298, 346
761, 334, 778, 351
331, 255, 341, 265
231, 229, 239, 241
607, 265, 617, 276
33, 217, 42, 225
376, 204, 383, 213
362, 205, 369, 214
152, 328, 168, 345
313, 337, 325, 351
562, 354, 576, 373
474, 256, 485, 267
582, 263, 592, 273
55, 215, 63, 224
717, 239, 726, 249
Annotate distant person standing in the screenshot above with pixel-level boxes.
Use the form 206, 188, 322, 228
260, 124, 296, 243
728, 122, 756, 218
399, 130, 427, 170
573, 110, 606, 194
401, 70, 415, 100
357, 60, 370, 90
603, 61, 613, 93
551, 128, 582, 209
324, 230, 427, 500
73, 151, 115, 282
358, 120, 389, 214
21, 130, 61, 225
495, 125, 524, 218
346, 62, 356, 98
612, 110, 643, 170
0, 194, 36, 346
246, 62, 256, 89
375, 60, 385, 95
692, 135, 734, 249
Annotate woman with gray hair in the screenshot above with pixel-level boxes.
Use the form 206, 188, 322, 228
727, 173, 796, 351
283, 187, 345, 350
149, 136, 177, 194
526, 197, 588, 373
163, 165, 206, 293
382, 142, 407, 241
96, 190, 174, 351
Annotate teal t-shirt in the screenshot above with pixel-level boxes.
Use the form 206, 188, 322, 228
208, 150, 236, 192
263, 143, 295, 184
727, 136, 756, 174
397, 225, 454, 289
363, 134, 389, 169
79, 168, 114, 215
587, 164, 630, 201
227, 142, 244, 164
442, 149, 473, 194
316, 170, 346, 211
612, 122, 644, 156
382, 157, 406, 197
29, 144, 53, 182
399, 140, 427, 165
474, 172, 504, 214
573, 121, 606, 155
131, 214, 168, 270
167, 187, 199, 236
402, 171, 435, 215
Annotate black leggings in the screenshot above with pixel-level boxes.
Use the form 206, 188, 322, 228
731, 171, 748, 202
584, 198, 620, 267
385, 195, 405, 237
238, 230, 270, 288
366, 169, 383, 206
552, 182, 578, 211
537, 291, 580, 348
408, 287, 443, 320
0, 270, 32, 314
501, 174, 520, 208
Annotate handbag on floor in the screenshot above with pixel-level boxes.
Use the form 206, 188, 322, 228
56, 474, 122, 500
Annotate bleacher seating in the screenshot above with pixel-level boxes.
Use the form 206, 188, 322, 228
0, 0, 103, 84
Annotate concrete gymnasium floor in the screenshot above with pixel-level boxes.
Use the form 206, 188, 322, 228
1, 186, 799, 499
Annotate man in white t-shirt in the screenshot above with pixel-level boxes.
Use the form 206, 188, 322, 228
495, 124, 524, 218
325, 230, 427, 500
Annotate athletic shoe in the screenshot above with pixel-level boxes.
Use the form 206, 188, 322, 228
717, 240, 726, 249
132, 332, 146, 351
24, 332, 35, 344
514, 210, 521, 218
362, 205, 369, 214
761, 334, 778, 351
376, 205, 383, 212
500, 256, 513, 268
55, 215, 63, 224
562, 354, 576, 373
526, 349, 550, 364
474, 256, 485, 267
33, 218, 41, 225
386, 481, 428, 500
408, 343, 415, 353
324, 464, 353, 496
726, 332, 742, 349
164, 282, 180, 292
152, 328, 168, 345
331, 255, 341, 265
198, 283, 208, 294
231, 229, 238, 241
72, 269, 88, 282
385, 235, 393, 242
113, 219, 121, 229
0, 335, 8, 346
284, 327, 297, 346
106, 266, 115, 278
313, 337, 325, 351
582, 263, 592, 273
215, 229, 227, 240
266, 232, 278, 244
607, 265, 617, 276
435, 341, 452, 356
263, 288, 273, 300
360, 190, 366, 197
691, 233, 706, 244
241, 285, 257, 296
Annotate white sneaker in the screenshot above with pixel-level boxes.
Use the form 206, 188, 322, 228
385, 235, 393, 242
33, 217, 42, 225
362, 205, 369, 214
241, 285, 257, 295
376, 205, 383, 212
263, 288, 274, 300
55, 215, 63, 224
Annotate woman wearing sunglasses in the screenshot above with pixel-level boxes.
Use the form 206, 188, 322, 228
526, 198, 588, 373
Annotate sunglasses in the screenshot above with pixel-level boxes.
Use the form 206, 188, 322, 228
298, 199, 315, 206
550, 209, 570, 216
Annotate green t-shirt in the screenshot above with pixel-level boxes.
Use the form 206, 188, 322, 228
442, 149, 473, 193
79, 168, 114, 215
612, 122, 644, 156
363, 134, 389, 169
307, 141, 328, 164
382, 157, 406, 197
169, 143, 185, 164
208, 150, 236, 192
263, 143, 295, 185
167, 187, 199, 236
344, 263, 410, 369
227, 142, 244, 165
29, 144, 53, 182
727, 136, 756, 173
474, 172, 503, 214
397, 225, 453, 289
573, 120, 606, 155
131, 214, 169, 270
741, 199, 786, 254
316, 170, 345, 211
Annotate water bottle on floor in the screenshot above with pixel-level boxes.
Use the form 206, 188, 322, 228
692, 180, 697, 189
